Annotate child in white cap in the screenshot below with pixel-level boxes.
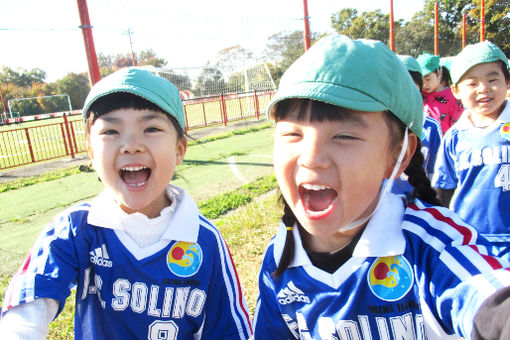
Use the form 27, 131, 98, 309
418, 52, 464, 134
253, 34, 510, 339
433, 41, 510, 260
0, 67, 252, 339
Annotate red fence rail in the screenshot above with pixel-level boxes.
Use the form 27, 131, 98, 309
0, 90, 275, 170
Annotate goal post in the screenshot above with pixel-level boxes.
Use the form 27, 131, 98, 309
7, 94, 73, 118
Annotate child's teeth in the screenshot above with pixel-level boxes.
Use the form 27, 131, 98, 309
122, 166, 147, 171
302, 184, 331, 191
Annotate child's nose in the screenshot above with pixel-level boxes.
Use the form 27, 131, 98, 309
297, 137, 329, 169
120, 135, 145, 154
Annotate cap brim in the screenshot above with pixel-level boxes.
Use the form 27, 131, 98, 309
268, 81, 387, 119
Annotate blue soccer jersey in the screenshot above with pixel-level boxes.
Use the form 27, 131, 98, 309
432, 100, 510, 244
253, 193, 510, 339
2, 186, 252, 340
392, 116, 442, 196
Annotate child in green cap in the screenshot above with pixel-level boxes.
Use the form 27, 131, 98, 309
417, 52, 464, 134
253, 34, 510, 339
0, 67, 253, 339
432, 41, 510, 261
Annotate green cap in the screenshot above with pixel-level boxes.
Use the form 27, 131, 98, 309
267, 34, 423, 138
82, 67, 185, 130
417, 52, 440, 76
450, 41, 509, 84
398, 55, 422, 73
440, 57, 454, 72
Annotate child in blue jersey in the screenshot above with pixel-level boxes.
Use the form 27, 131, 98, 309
418, 52, 464, 134
391, 55, 442, 197
253, 35, 510, 339
0, 68, 252, 339
432, 41, 510, 259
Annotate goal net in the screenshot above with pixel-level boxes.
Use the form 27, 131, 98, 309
147, 63, 276, 100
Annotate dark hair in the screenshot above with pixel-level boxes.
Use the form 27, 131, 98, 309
498, 60, 510, 82
440, 66, 452, 87
272, 98, 440, 277
85, 92, 185, 139
409, 71, 423, 92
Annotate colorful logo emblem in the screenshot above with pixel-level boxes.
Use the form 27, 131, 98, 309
500, 123, 510, 141
167, 242, 203, 277
367, 255, 414, 301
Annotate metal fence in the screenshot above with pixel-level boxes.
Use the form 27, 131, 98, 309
0, 90, 274, 170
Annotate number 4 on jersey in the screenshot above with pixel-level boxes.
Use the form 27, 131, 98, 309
495, 164, 510, 191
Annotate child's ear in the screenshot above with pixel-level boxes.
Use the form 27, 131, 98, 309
451, 84, 461, 99
87, 141, 94, 161
175, 138, 187, 166
390, 133, 418, 179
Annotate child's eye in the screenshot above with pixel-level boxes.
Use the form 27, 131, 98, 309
145, 127, 162, 133
101, 129, 118, 135
334, 134, 357, 141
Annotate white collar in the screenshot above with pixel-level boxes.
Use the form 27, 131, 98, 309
273, 192, 406, 268
87, 184, 199, 243
455, 99, 510, 131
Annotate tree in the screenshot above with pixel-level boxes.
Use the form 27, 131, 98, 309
215, 45, 254, 71
0, 66, 46, 88
331, 8, 400, 43
55, 73, 90, 110
97, 49, 168, 76
263, 30, 319, 85
193, 67, 225, 96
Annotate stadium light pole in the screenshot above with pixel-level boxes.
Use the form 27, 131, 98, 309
480, 0, 485, 42
76, 0, 101, 86
434, 1, 439, 55
389, 0, 395, 52
462, 12, 467, 48
302, 0, 311, 50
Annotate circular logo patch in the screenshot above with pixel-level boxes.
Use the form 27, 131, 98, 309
167, 242, 203, 277
500, 123, 510, 141
367, 255, 414, 301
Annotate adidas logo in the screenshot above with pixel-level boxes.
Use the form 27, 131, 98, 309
90, 244, 113, 268
277, 281, 310, 305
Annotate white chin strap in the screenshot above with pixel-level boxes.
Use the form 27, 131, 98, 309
339, 127, 410, 232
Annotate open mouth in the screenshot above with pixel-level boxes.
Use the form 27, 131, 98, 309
299, 184, 337, 214
477, 97, 492, 104
120, 166, 151, 187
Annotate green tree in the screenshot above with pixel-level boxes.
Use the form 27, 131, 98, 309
331, 8, 400, 43
0, 66, 46, 88
193, 68, 225, 96
55, 73, 90, 110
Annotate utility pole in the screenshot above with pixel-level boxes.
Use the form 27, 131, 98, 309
302, 0, 311, 51
124, 27, 137, 66
76, 0, 101, 86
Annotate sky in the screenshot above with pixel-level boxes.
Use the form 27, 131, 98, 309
1, 0, 425, 82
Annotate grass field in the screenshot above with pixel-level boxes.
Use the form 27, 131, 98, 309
0, 124, 281, 338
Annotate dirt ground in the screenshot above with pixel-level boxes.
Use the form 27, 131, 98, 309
0, 118, 270, 184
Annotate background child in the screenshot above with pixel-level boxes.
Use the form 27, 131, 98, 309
433, 41, 510, 258
253, 34, 510, 339
391, 55, 442, 197
0, 68, 252, 339
418, 52, 464, 134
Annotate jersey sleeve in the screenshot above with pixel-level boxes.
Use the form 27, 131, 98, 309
198, 219, 252, 339
405, 201, 510, 337
432, 129, 458, 190
2, 207, 86, 317
423, 117, 443, 178
253, 245, 296, 340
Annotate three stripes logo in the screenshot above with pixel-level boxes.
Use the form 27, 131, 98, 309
277, 281, 310, 305
89, 244, 113, 268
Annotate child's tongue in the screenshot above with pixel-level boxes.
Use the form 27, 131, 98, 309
121, 169, 150, 185
302, 188, 336, 212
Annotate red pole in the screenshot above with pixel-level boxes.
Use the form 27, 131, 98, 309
434, 1, 439, 55
302, 0, 311, 50
480, 0, 485, 42
76, 0, 101, 86
462, 12, 467, 48
389, 0, 395, 52
0, 86, 6, 113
